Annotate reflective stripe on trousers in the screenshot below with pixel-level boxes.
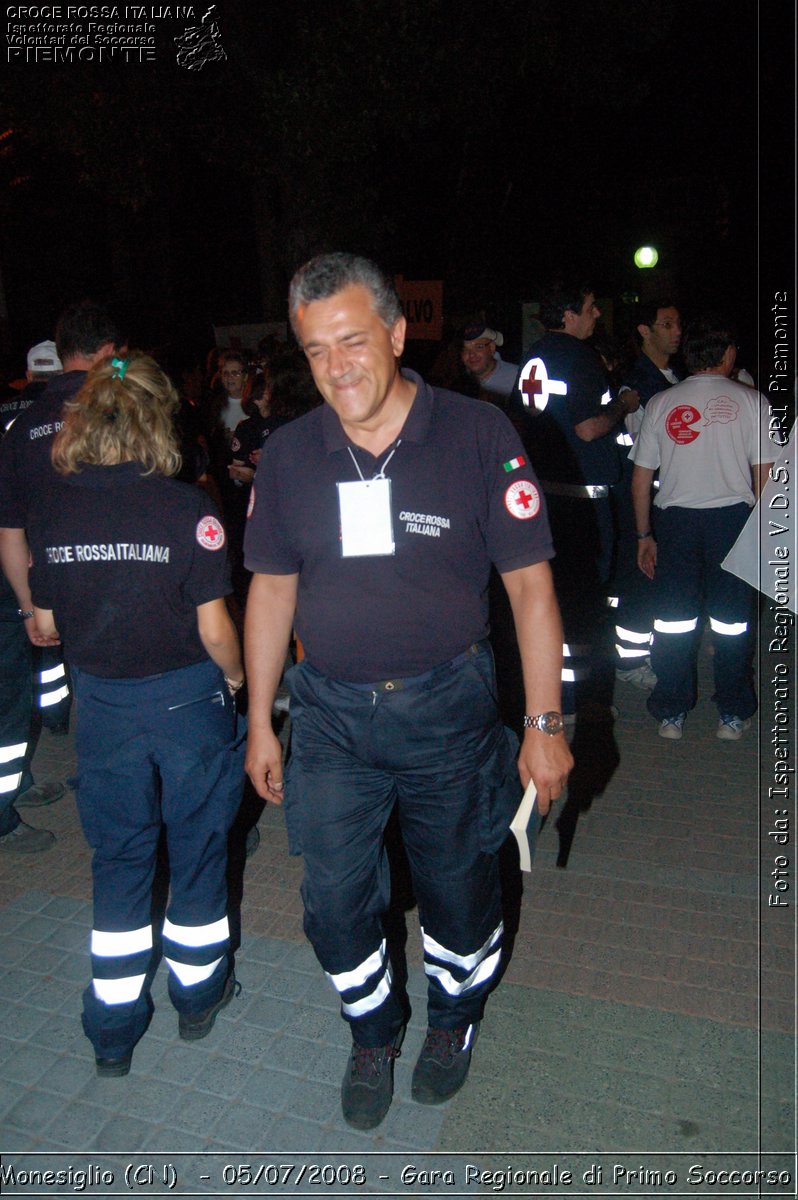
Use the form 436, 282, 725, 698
422, 923, 502, 997
562, 642, 591, 684
91, 915, 231, 1004
615, 625, 652, 659
326, 940, 394, 1018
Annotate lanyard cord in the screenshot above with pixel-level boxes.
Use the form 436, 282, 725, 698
347, 439, 402, 482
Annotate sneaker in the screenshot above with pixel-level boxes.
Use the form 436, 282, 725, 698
0, 820, 56, 853
717, 715, 751, 741
616, 663, 657, 691
341, 1026, 405, 1130
178, 973, 239, 1041
411, 1022, 479, 1105
16, 781, 66, 808
658, 714, 686, 740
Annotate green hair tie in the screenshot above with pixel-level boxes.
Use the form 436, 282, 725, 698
111, 357, 129, 381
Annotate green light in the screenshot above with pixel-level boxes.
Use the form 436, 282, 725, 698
634, 245, 659, 269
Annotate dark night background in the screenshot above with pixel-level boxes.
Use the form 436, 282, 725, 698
0, 0, 794, 381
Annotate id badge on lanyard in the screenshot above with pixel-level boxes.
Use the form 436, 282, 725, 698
337, 441, 399, 557
337, 477, 395, 557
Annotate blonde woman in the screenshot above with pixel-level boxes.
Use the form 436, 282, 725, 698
27, 353, 245, 1076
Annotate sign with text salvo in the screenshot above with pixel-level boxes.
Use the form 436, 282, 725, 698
395, 276, 443, 340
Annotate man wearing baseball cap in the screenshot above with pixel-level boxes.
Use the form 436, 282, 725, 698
461, 322, 518, 401
1, 340, 64, 434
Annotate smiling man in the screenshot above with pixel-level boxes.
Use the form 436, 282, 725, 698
243, 253, 572, 1130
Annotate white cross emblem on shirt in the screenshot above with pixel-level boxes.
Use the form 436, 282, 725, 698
518, 357, 568, 412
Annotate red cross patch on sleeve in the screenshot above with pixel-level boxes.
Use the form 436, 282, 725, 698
504, 480, 540, 519
196, 515, 226, 549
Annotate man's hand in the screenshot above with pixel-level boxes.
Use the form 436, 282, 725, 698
246, 723, 286, 805
28, 607, 61, 647
228, 463, 255, 484
637, 536, 657, 580
517, 729, 573, 816
244, 571, 298, 804
24, 615, 60, 647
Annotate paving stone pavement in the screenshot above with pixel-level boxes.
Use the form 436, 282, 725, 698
0, 635, 794, 1197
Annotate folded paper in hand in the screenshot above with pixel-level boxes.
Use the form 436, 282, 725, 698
510, 779, 540, 872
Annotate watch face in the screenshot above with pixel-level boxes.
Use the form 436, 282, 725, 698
539, 711, 564, 734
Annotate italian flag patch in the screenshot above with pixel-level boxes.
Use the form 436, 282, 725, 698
503, 455, 526, 472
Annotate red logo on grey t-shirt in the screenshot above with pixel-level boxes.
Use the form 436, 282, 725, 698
665, 405, 701, 444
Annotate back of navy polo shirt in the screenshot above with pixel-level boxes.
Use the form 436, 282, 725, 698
0, 372, 86, 528
245, 373, 554, 683
28, 464, 232, 677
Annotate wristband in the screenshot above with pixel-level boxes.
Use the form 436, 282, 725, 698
18, 608, 34, 619
636, 531, 653, 540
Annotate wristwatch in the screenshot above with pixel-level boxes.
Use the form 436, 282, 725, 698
523, 711, 565, 736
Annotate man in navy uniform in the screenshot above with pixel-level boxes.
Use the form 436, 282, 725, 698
244, 253, 572, 1130
0, 301, 120, 655
1, 309, 119, 851
512, 282, 638, 718
613, 301, 683, 688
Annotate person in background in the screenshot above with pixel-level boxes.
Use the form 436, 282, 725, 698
0, 304, 122, 849
460, 321, 518, 406
630, 315, 776, 741
612, 301, 683, 691
512, 282, 637, 722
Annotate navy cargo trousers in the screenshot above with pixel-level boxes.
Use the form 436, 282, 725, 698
647, 503, 757, 721
283, 641, 521, 1047
72, 658, 245, 1060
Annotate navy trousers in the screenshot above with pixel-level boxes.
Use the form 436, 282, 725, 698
647, 504, 756, 720
33, 644, 71, 730
611, 458, 656, 668
283, 641, 520, 1047
72, 658, 246, 1059
0, 592, 33, 835
546, 493, 617, 710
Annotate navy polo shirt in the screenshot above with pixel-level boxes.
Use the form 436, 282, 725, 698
231, 412, 289, 468
622, 352, 682, 406
28, 462, 231, 678
0, 372, 86, 528
512, 332, 621, 486
244, 369, 554, 682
